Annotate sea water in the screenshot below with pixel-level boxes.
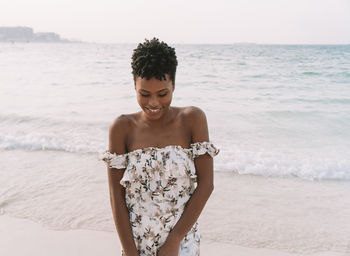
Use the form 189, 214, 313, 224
1, 43, 350, 180
1, 43, 350, 254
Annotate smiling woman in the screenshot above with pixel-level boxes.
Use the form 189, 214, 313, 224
135, 75, 174, 121
99, 38, 220, 256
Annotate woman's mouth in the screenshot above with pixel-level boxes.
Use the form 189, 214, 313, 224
146, 107, 162, 115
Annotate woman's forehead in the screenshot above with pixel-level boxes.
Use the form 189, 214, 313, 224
135, 76, 173, 92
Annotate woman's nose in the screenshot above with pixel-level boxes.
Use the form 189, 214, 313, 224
148, 96, 160, 107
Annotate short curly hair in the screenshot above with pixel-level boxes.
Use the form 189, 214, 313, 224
131, 38, 178, 84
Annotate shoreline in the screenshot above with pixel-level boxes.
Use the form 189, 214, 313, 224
1, 215, 346, 256
1, 149, 350, 254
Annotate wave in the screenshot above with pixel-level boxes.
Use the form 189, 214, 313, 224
0, 113, 43, 124
0, 112, 108, 128
0, 135, 99, 153
287, 98, 350, 105
215, 147, 350, 181
326, 71, 350, 78
0, 113, 108, 154
3, 134, 349, 182
302, 71, 321, 76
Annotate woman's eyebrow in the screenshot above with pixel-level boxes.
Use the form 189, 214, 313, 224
140, 88, 169, 93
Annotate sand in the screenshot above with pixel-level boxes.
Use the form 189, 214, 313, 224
1, 149, 350, 255
1, 215, 347, 256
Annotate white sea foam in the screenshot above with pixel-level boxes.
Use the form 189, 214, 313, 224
1, 134, 350, 181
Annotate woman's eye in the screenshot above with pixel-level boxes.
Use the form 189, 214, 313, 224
140, 94, 150, 97
159, 94, 167, 97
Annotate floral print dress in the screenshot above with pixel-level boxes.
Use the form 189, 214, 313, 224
100, 141, 219, 256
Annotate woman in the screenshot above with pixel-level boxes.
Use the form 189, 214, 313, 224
100, 38, 219, 256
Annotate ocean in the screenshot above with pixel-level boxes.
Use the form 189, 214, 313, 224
1, 42, 350, 254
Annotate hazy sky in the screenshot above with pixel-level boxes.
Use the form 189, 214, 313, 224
1, 0, 349, 44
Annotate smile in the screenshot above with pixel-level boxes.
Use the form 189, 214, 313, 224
146, 107, 162, 114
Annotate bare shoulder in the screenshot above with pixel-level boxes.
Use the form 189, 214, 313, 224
108, 114, 133, 154
181, 106, 209, 142
109, 114, 131, 132
182, 106, 207, 125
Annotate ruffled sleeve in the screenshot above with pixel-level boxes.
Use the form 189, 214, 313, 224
98, 150, 128, 169
190, 141, 220, 158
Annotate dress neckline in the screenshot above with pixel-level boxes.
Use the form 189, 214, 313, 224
104, 141, 214, 157
125, 144, 191, 156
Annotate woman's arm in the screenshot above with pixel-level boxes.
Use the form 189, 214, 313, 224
108, 116, 139, 256
158, 107, 214, 255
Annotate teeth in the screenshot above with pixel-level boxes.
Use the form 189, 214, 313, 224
148, 108, 160, 113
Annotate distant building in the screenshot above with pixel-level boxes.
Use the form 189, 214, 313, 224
0, 27, 34, 42
0, 26, 70, 42
33, 32, 61, 42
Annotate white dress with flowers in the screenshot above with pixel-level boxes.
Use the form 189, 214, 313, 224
100, 141, 219, 256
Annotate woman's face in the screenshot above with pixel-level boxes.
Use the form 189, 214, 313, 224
135, 74, 175, 121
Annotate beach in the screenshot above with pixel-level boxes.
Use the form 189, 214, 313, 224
1, 170, 349, 256
1, 149, 350, 255
1, 43, 350, 255
1, 215, 347, 256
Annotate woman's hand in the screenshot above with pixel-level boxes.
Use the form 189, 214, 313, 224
157, 236, 181, 256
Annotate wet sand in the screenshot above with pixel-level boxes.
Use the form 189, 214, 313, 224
1, 215, 346, 256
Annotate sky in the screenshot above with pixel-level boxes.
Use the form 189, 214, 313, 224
0, 0, 349, 44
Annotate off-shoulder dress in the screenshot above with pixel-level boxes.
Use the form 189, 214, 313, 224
100, 141, 219, 256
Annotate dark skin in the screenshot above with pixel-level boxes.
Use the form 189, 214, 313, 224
107, 74, 214, 256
